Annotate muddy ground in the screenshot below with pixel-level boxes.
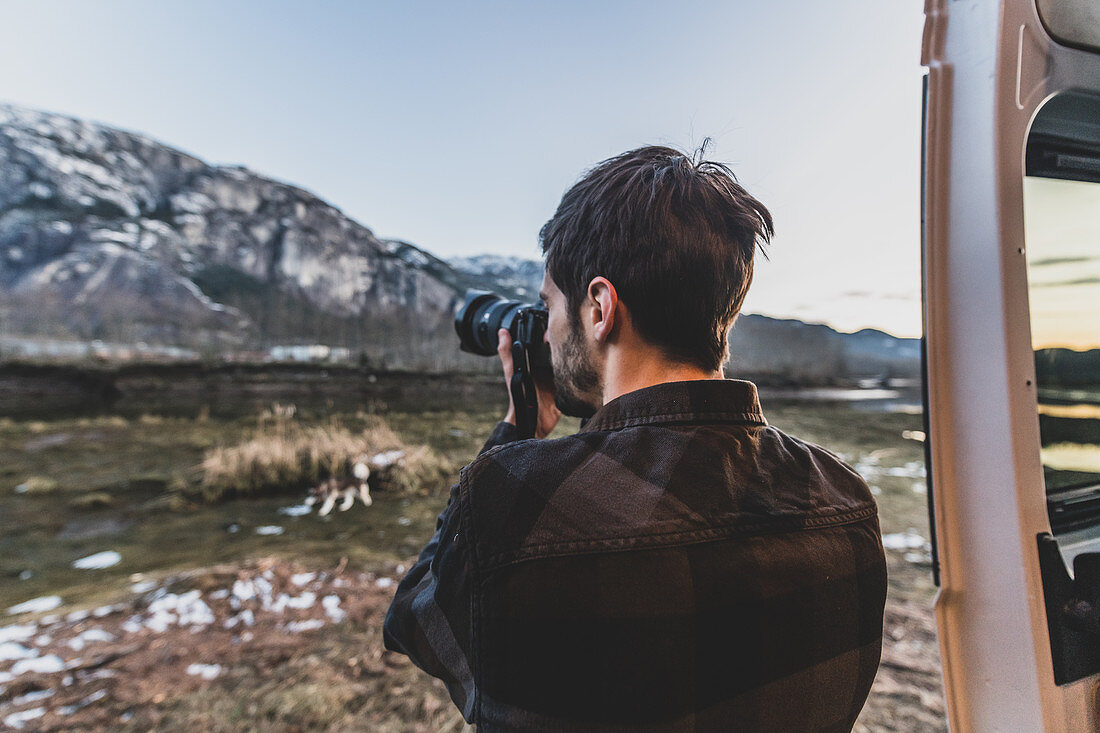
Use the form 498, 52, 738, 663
1, 373, 945, 730
1, 556, 945, 732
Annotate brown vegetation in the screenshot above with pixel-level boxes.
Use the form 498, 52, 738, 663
196, 407, 452, 502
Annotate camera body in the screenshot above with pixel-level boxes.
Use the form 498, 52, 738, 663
455, 290, 551, 438
454, 290, 550, 369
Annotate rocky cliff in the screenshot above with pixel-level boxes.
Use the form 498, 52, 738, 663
0, 104, 479, 370
0, 104, 919, 381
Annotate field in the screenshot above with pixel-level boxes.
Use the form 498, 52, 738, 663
0, 369, 944, 731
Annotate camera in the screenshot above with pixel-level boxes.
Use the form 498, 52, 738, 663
454, 290, 549, 368
454, 290, 550, 438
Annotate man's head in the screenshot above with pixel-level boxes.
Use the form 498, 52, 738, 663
539, 144, 773, 376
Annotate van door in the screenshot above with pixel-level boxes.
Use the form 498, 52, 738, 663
922, 0, 1100, 729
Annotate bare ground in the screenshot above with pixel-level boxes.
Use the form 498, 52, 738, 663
1, 556, 945, 732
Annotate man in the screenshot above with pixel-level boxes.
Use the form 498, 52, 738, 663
384, 145, 887, 731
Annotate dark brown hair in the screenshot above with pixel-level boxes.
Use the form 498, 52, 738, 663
539, 143, 774, 372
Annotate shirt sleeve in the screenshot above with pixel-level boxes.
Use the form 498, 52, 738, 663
382, 480, 478, 722
479, 420, 520, 455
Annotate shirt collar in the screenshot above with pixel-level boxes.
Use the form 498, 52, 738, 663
580, 379, 768, 433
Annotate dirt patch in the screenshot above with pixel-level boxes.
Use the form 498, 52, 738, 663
856, 599, 947, 731
1, 557, 945, 731
1, 558, 473, 732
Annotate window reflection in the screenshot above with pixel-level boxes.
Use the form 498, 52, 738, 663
1025, 176, 1100, 498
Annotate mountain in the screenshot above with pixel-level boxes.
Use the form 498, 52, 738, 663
728, 315, 920, 384
0, 104, 481, 370
0, 104, 918, 382
448, 255, 544, 301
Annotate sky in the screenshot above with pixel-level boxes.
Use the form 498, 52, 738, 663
0, 0, 927, 337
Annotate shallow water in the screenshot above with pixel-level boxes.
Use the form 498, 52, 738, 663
2, 376, 934, 615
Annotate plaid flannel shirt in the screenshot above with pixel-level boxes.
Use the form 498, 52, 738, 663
384, 379, 886, 732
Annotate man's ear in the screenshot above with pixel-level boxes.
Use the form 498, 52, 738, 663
586, 277, 618, 343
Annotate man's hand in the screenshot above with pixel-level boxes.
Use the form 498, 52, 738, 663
498, 328, 561, 439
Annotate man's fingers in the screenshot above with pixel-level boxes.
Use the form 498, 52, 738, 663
498, 329, 517, 425
497, 328, 514, 377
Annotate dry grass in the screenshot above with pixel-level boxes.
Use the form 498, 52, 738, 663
197, 407, 453, 502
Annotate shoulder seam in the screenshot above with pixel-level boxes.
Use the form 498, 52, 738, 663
478, 504, 880, 571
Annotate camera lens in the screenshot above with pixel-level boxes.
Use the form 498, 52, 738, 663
455, 290, 525, 355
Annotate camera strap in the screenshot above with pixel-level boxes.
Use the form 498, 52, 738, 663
510, 341, 538, 439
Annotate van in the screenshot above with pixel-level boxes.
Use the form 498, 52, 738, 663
922, 0, 1100, 728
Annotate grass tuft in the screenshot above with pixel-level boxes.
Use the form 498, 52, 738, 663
196, 411, 452, 502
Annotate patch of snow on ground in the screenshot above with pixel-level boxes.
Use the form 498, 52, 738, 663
321, 595, 345, 623
72, 551, 121, 570
223, 608, 256, 629
7, 596, 62, 615
254, 525, 284, 536
232, 576, 275, 608
290, 572, 315, 587
0, 624, 36, 644
0, 642, 37, 661
231, 578, 256, 603
285, 619, 324, 633
3, 707, 45, 730
12, 688, 54, 705
375, 577, 394, 590
268, 591, 316, 614
278, 503, 312, 517
286, 591, 316, 610
185, 663, 223, 680
11, 654, 65, 675
67, 628, 115, 651
141, 590, 215, 633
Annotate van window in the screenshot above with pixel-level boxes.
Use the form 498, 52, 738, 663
1024, 92, 1100, 537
